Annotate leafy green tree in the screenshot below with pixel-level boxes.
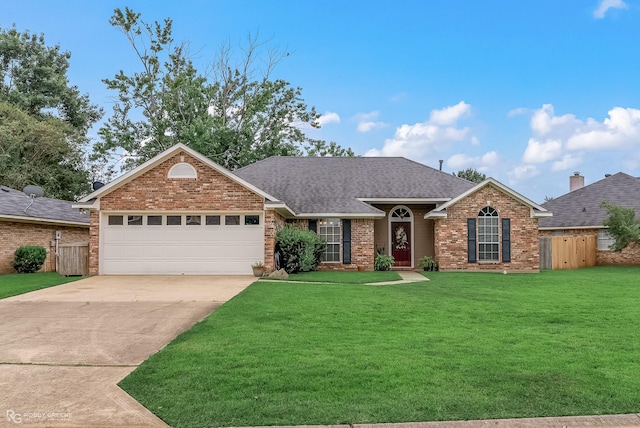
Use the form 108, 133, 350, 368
0, 102, 91, 199
92, 8, 352, 172
0, 26, 102, 199
456, 168, 486, 183
0, 26, 102, 132
601, 201, 640, 252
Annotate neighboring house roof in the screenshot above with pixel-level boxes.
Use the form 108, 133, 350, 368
76, 143, 278, 205
424, 178, 551, 219
539, 172, 640, 229
0, 186, 89, 226
235, 156, 476, 216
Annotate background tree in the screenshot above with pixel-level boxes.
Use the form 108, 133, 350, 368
92, 8, 352, 172
456, 168, 486, 183
601, 201, 640, 252
0, 26, 102, 199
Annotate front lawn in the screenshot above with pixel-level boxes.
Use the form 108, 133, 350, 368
266, 270, 403, 284
0, 272, 84, 299
120, 267, 640, 427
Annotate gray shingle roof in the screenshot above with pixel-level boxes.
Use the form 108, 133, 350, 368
539, 172, 640, 229
235, 157, 476, 215
0, 186, 89, 224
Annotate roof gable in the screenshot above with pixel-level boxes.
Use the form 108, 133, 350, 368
235, 156, 476, 215
0, 186, 89, 225
78, 144, 277, 204
425, 178, 551, 219
539, 172, 640, 229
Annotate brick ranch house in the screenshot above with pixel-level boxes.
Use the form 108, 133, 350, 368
0, 185, 89, 274
539, 172, 640, 265
74, 143, 551, 275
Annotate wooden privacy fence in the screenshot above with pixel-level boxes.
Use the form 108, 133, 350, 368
539, 235, 597, 270
57, 242, 89, 276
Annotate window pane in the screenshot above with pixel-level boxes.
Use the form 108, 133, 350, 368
167, 215, 182, 226
147, 215, 162, 226
186, 215, 201, 225
108, 215, 123, 226
245, 215, 260, 225
225, 215, 240, 225
128, 215, 142, 226
206, 215, 220, 225
318, 218, 341, 262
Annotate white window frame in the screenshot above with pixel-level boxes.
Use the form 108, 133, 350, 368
478, 206, 500, 262
318, 218, 341, 262
598, 229, 615, 251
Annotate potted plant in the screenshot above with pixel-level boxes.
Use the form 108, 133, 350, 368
251, 261, 265, 277
418, 256, 439, 272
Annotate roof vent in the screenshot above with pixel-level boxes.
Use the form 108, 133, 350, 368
604, 174, 612, 178
92, 181, 105, 191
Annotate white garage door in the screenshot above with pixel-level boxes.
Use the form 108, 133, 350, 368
101, 213, 264, 275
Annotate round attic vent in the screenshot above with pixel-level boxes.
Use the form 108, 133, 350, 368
168, 162, 197, 179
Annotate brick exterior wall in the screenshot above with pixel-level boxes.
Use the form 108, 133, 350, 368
434, 185, 540, 272
597, 242, 640, 265
316, 218, 375, 271
89, 152, 265, 275
539, 229, 640, 266
1, 220, 89, 274
264, 210, 286, 273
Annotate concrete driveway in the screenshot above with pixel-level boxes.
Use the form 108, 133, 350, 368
0, 275, 255, 427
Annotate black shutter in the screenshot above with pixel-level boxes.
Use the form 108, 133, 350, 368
467, 218, 477, 263
308, 219, 317, 233
342, 219, 352, 264
502, 218, 511, 263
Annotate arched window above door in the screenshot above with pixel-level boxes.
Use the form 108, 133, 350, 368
391, 206, 412, 221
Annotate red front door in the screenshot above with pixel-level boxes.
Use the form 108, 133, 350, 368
392, 222, 411, 266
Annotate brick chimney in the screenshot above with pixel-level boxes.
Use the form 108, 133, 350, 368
570, 171, 584, 192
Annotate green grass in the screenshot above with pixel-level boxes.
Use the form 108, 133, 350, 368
120, 267, 640, 427
0, 272, 84, 299
265, 270, 403, 284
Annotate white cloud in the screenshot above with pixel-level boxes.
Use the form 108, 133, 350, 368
428, 101, 471, 126
507, 107, 529, 117
518, 104, 640, 166
508, 164, 540, 183
551, 154, 583, 171
566, 107, 640, 150
447, 151, 499, 172
593, 0, 628, 19
354, 111, 388, 133
316, 111, 340, 126
522, 138, 563, 163
365, 101, 475, 159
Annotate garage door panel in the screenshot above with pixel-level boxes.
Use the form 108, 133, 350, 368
102, 214, 264, 275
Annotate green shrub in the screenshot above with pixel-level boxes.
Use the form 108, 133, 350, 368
13, 245, 47, 273
276, 225, 326, 273
418, 256, 439, 271
374, 253, 394, 271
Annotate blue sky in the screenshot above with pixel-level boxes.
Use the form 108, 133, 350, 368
3, 0, 640, 202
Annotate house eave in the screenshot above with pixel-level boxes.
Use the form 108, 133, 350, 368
294, 212, 386, 219
357, 198, 451, 204
0, 214, 89, 228
539, 225, 606, 231
424, 211, 448, 219
72, 199, 100, 210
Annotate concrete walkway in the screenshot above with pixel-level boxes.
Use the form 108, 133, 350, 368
246, 413, 640, 428
371, 270, 429, 285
